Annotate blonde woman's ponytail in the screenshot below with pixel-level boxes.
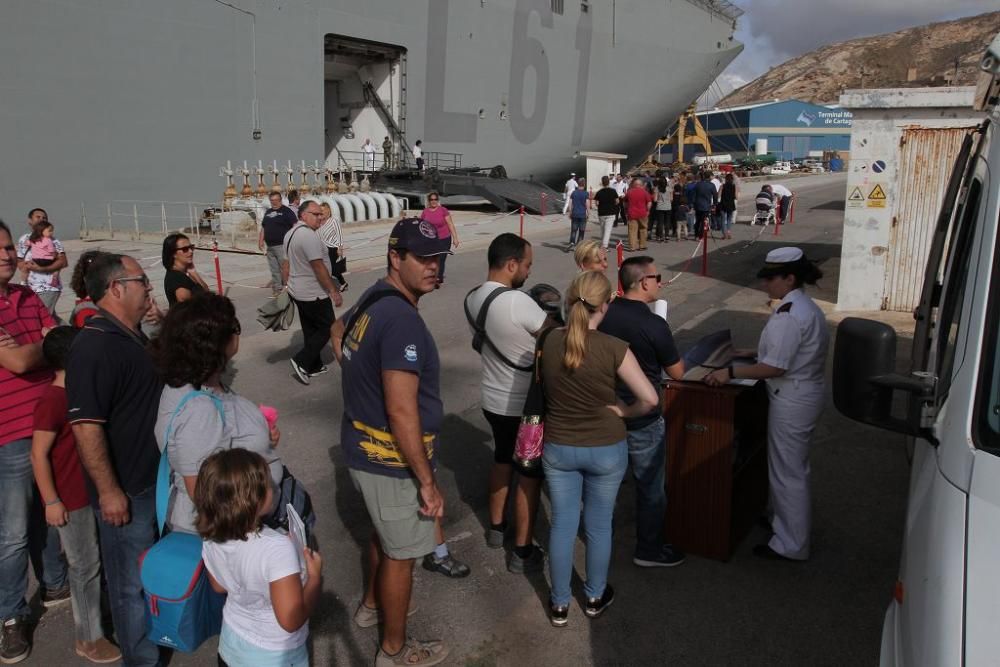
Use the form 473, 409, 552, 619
562, 271, 613, 369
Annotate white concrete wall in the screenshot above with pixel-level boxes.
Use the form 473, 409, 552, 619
836, 91, 982, 311
585, 157, 620, 192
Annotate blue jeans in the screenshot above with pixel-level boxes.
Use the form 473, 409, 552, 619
96, 485, 161, 666
626, 418, 667, 560
0, 438, 67, 621
721, 210, 736, 233
569, 217, 586, 245
543, 441, 627, 606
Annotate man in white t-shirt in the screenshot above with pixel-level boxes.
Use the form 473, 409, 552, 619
613, 174, 629, 225
770, 182, 793, 223
464, 233, 551, 574
281, 200, 343, 385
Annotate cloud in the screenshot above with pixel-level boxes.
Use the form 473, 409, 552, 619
722, 0, 997, 83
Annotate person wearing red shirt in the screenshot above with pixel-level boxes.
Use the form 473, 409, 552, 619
31, 326, 121, 663
0, 219, 66, 664
623, 179, 654, 251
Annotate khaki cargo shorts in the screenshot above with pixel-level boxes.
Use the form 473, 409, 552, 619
349, 468, 436, 560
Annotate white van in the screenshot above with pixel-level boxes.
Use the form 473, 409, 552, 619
833, 34, 1000, 666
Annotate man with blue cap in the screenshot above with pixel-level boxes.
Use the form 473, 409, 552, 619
704, 247, 828, 560
332, 217, 453, 666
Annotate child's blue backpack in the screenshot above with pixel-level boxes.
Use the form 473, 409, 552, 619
139, 390, 226, 652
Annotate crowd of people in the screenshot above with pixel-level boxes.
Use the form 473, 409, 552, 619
0, 187, 823, 666
566, 169, 793, 251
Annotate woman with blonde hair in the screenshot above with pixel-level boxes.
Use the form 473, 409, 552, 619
539, 271, 659, 627
573, 240, 608, 273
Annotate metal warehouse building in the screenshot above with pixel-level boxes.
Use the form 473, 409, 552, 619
662, 99, 854, 161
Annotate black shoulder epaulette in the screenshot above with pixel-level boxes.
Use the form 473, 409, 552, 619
777, 302, 792, 313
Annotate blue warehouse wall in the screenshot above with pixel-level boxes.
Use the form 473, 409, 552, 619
747, 100, 853, 130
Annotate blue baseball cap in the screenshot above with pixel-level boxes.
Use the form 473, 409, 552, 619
387, 217, 453, 257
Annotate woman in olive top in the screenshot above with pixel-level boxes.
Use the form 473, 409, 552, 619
540, 271, 658, 628
162, 233, 209, 306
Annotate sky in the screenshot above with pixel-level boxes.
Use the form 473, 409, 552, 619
715, 0, 998, 96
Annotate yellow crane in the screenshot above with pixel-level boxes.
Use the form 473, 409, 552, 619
643, 102, 712, 167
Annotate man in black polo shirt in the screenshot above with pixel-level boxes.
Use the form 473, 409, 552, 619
258, 192, 298, 296
593, 175, 620, 250
67, 252, 163, 667
598, 256, 686, 568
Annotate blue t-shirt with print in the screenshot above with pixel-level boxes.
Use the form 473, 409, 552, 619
339, 280, 442, 479
570, 189, 589, 219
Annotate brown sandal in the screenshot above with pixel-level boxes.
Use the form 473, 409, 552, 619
375, 638, 450, 667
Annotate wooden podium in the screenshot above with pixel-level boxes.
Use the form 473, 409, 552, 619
662, 380, 769, 561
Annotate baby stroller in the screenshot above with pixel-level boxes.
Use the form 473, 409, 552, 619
753, 190, 776, 227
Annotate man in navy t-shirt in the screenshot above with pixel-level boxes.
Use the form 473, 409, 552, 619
567, 178, 590, 250
258, 192, 298, 295
332, 217, 454, 665
598, 255, 687, 569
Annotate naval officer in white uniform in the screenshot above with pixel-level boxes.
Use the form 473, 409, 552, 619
704, 247, 828, 560
562, 173, 578, 214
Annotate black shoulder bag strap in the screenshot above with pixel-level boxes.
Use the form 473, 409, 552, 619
342, 288, 411, 343
464, 285, 534, 373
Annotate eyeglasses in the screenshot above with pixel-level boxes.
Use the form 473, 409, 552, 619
176, 245, 194, 253
641, 274, 662, 284
232, 320, 242, 336
114, 275, 150, 288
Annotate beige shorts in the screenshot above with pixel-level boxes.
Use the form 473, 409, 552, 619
349, 468, 436, 560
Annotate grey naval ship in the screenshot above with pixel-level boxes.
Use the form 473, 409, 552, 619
1, 0, 743, 230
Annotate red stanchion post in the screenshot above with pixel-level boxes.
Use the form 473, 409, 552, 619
774, 209, 781, 236
540, 192, 547, 219
700, 219, 709, 277
212, 238, 223, 293
616, 240, 625, 295
519, 205, 525, 238
789, 196, 795, 224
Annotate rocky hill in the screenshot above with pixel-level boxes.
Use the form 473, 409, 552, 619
719, 11, 1000, 107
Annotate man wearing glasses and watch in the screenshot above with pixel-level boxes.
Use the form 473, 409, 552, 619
66, 252, 165, 667
598, 255, 687, 569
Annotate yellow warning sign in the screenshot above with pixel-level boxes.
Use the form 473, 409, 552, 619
867, 183, 887, 208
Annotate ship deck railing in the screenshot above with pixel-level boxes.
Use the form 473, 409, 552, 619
331, 149, 463, 174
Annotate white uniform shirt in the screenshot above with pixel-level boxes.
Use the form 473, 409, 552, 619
711, 177, 722, 193
757, 288, 828, 386
613, 179, 628, 197
465, 282, 547, 416
771, 183, 792, 198
564, 178, 577, 196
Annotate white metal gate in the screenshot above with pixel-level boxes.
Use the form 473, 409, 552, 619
882, 127, 972, 311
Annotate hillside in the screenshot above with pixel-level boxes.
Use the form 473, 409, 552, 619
719, 11, 1000, 107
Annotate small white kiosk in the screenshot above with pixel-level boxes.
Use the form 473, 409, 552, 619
579, 151, 628, 190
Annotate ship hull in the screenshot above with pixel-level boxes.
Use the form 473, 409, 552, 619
0, 0, 741, 234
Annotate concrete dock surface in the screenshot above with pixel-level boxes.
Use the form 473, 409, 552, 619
23, 172, 913, 666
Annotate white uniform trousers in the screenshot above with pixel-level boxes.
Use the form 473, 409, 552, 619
766, 380, 825, 560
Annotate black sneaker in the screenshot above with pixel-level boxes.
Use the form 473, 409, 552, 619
584, 584, 615, 619
632, 545, 687, 568
422, 553, 471, 578
308, 365, 329, 377
1, 617, 30, 664
507, 545, 545, 574
549, 603, 569, 628
40, 584, 71, 608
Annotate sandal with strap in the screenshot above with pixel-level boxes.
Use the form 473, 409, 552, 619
375, 638, 450, 667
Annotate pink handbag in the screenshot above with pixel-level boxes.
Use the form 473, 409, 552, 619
512, 328, 554, 471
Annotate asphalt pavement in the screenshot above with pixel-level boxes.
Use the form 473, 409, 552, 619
26, 172, 913, 666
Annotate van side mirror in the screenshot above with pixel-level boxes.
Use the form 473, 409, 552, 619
833, 318, 930, 437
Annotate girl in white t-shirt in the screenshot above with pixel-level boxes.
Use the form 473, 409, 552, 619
194, 448, 322, 667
